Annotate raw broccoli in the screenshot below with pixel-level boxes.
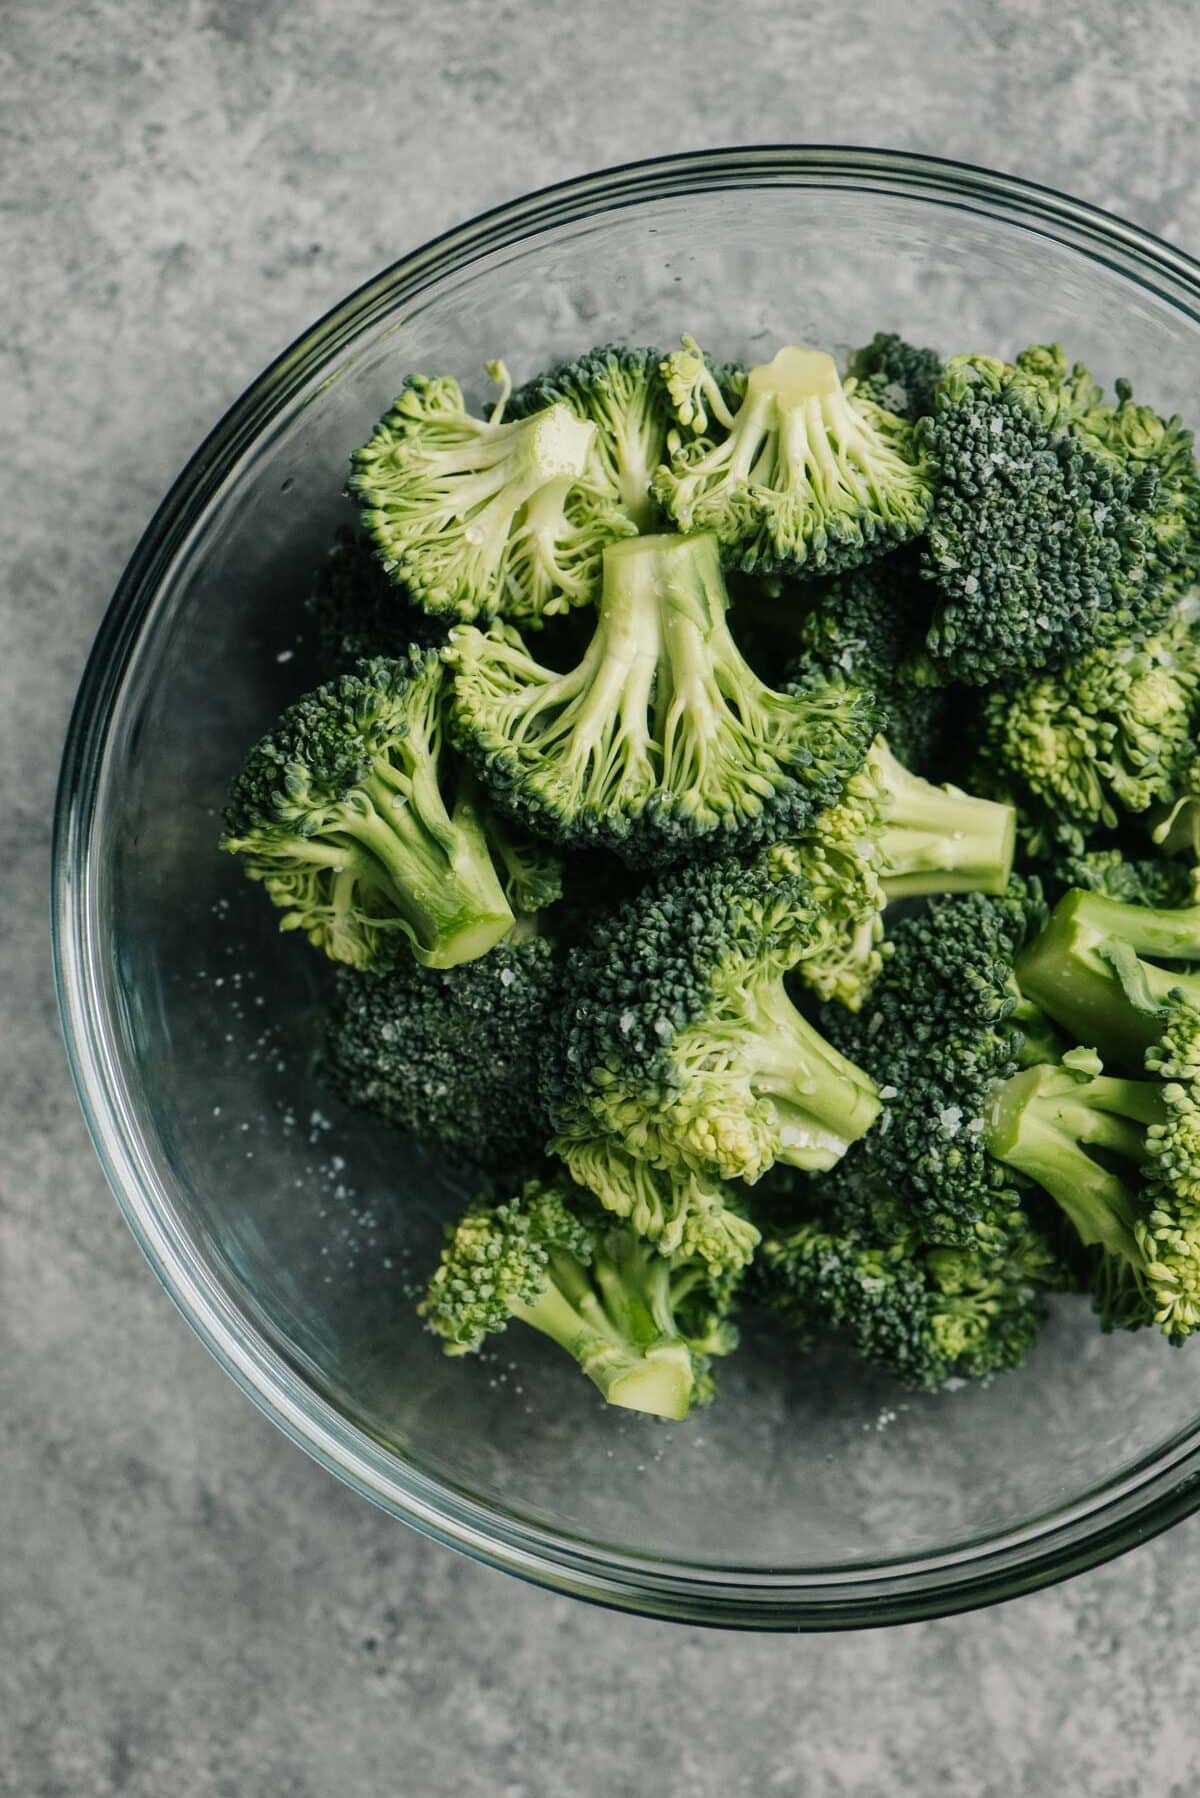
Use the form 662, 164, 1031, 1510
814, 879, 1200, 1341
557, 1132, 760, 1271
324, 928, 559, 1175
220, 651, 513, 969
1041, 846, 1200, 910
1087, 379, 1200, 603
448, 531, 877, 865
820, 884, 1056, 1247
1016, 886, 1200, 1068
652, 342, 932, 578
971, 613, 1200, 851
507, 344, 671, 531
782, 552, 948, 772
780, 738, 1017, 1010
419, 1180, 742, 1419
544, 851, 881, 1188
846, 331, 944, 422
349, 361, 633, 627
309, 527, 446, 670
987, 1036, 1200, 1342
919, 345, 1191, 683
761, 1202, 1065, 1389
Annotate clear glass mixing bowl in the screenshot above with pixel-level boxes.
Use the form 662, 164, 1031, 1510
53, 149, 1200, 1629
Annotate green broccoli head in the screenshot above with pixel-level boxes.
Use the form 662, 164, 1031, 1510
845, 331, 944, 422
821, 883, 1054, 1248
761, 1203, 1065, 1389
324, 930, 560, 1176
349, 362, 634, 627
778, 739, 1017, 1011
309, 527, 447, 671
652, 344, 932, 579
447, 531, 878, 866
1041, 846, 1200, 910
220, 651, 513, 969
543, 851, 880, 1187
783, 551, 948, 772
986, 1019, 1200, 1344
972, 614, 1200, 849
508, 344, 672, 532
919, 346, 1184, 683
1089, 379, 1200, 602
419, 1179, 742, 1419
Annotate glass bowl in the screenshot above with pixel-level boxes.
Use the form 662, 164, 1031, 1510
53, 148, 1200, 1630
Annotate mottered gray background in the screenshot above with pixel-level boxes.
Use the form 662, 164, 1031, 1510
4, 2, 1200, 1792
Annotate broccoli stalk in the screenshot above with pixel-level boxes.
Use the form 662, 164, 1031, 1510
221, 652, 514, 970
653, 344, 931, 578
448, 531, 876, 864
420, 1182, 741, 1419
873, 743, 1016, 899
349, 362, 633, 626
1016, 887, 1200, 1065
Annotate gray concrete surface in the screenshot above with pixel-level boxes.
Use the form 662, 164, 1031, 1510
4, 1, 1200, 1792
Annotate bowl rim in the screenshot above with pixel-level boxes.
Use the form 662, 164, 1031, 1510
52, 144, 1200, 1630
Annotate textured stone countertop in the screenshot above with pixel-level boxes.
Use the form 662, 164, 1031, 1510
5, 3, 1200, 1792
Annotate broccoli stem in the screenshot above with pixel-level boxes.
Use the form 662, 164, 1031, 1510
875, 745, 1016, 898
743, 977, 882, 1170
986, 1063, 1161, 1265
336, 769, 513, 967
1016, 889, 1200, 1065
510, 1244, 695, 1420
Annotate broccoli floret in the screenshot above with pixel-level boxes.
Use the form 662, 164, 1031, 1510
324, 930, 559, 1175
544, 852, 881, 1187
557, 1132, 760, 1271
309, 527, 446, 671
349, 361, 633, 627
507, 345, 671, 531
972, 616, 1200, 849
919, 346, 1183, 683
1087, 379, 1200, 603
221, 652, 513, 969
1042, 846, 1200, 910
1016, 886, 1200, 1068
987, 1032, 1200, 1342
783, 552, 948, 772
780, 739, 1017, 1010
448, 531, 877, 865
761, 1204, 1065, 1389
821, 883, 1055, 1247
419, 1180, 742, 1419
652, 343, 932, 579
846, 331, 944, 422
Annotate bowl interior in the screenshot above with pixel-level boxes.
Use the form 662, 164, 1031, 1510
66, 164, 1200, 1604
